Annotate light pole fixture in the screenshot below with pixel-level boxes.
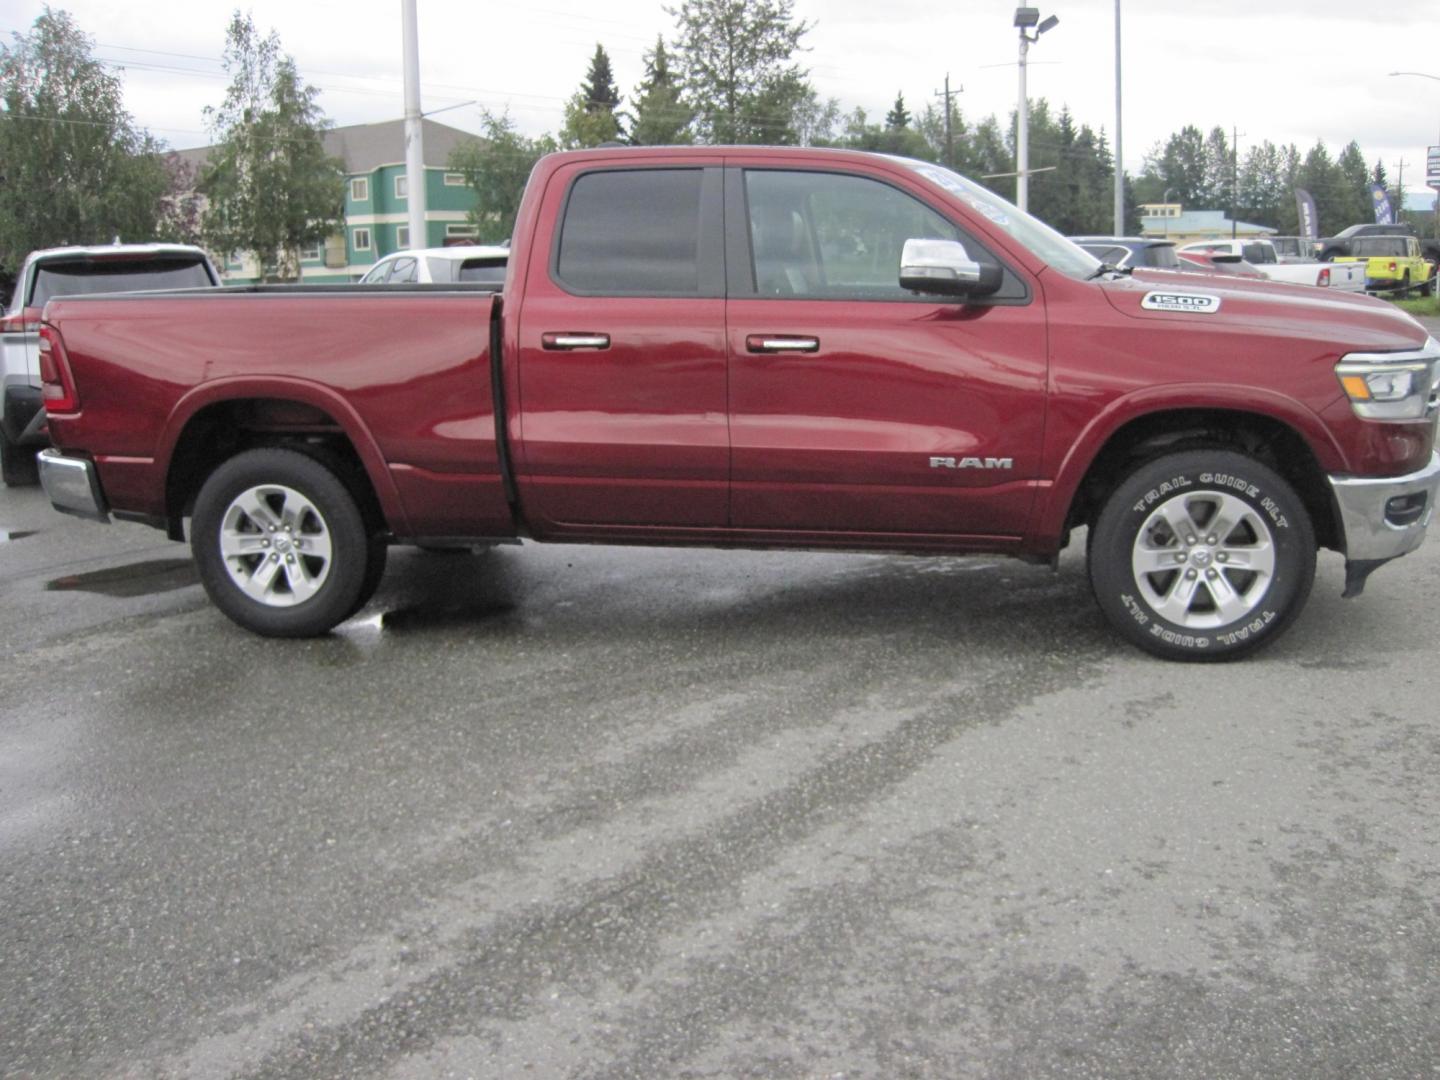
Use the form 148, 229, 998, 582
1014, 7, 1059, 213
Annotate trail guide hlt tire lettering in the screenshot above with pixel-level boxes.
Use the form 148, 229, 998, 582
1088, 450, 1316, 661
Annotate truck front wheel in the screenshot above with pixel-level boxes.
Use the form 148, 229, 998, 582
192, 448, 376, 637
1087, 450, 1316, 661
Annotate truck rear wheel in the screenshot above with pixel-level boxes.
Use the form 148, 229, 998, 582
192, 448, 377, 637
1087, 450, 1316, 661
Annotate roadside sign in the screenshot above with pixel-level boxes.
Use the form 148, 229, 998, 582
1428, 146, 1440, 190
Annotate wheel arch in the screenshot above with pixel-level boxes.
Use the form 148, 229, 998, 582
1041, 395, 1344, 553
160, 378, 406, 541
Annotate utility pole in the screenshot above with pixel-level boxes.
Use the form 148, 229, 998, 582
933, 75, 962, 170
401, 0, 427, 251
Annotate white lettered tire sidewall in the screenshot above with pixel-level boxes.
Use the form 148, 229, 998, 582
192, 448, 369, 637
1088, 450, 1316, 661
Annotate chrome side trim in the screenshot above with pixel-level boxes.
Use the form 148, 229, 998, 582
37, 448, 110, 523
1328, 450, 1440, 563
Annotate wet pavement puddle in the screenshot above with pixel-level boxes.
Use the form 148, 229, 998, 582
47, 558, 198, 597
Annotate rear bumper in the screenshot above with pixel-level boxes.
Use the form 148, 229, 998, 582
38, 449, 111, 523
1329, 451, 1440, 564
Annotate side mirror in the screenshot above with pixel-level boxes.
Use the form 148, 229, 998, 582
899, 239, 1003, 299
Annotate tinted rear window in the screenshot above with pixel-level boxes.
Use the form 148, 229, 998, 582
30, 257, 213, 307
555, 169, 703, 295
1142, 245, 1181, 269
1353, 238, 1406, 257
458, 257, 507, 284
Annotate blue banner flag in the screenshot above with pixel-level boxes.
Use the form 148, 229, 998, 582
1369, 183, 1394, 225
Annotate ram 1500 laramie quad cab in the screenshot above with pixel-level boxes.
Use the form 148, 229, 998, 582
33, 147, 1440, 660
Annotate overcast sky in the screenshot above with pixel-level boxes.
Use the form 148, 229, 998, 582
3, 0, 1439, 195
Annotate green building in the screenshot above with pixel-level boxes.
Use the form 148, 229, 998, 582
175, 117, 481, 283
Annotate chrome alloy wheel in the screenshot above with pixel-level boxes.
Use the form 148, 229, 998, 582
1130, 490, 1276, 629
218, 483, 334, 607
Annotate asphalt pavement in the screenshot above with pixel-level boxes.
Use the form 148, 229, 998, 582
2, 469, 1439, 1079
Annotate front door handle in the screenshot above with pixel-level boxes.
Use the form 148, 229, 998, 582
745, 334, 819, 354
542, 332, 610, 350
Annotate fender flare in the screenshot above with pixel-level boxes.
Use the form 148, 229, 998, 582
158, 375, 410, 535
1031, 382, 1345, 544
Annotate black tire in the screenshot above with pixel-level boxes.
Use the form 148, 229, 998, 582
0, 426, 39, 486
1088, 450, 1316, 661
348, 537, 389, 618
192, 448, 376, 637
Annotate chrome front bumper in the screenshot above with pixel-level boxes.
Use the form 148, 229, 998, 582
38, 449, 110, 523
1329, 450, 1440, 565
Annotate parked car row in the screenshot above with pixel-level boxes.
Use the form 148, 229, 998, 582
1069, 233, 1430, 294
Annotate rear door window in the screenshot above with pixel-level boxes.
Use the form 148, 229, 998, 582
29, 256, 213, 307
555, 169, 708, 296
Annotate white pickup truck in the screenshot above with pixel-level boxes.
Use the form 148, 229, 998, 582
1, 243, 218, 484
1178, 238, 1366, 293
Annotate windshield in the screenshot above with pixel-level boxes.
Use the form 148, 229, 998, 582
893, 158, 1102, 279
30, 257, 214, 308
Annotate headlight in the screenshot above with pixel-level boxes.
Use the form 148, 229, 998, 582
1336, 337, 1440, 420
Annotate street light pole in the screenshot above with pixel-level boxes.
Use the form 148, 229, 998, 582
1017, 33, 1030, 212
1014, 8, 1059, 214
401, 0, 428, 252
1113, 0, 1124, 236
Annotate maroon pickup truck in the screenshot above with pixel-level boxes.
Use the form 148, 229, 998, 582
34, 146, 1440, 659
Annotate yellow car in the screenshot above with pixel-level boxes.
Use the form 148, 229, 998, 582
1332, 235, 1436, 295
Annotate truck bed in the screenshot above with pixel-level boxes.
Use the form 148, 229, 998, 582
43, 285, 513, 540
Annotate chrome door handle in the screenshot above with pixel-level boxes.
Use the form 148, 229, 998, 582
542, 333, 610, 350
746, 335, 819, 354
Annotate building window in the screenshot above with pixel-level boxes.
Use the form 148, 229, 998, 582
444, 172, 466, 186
299, 244, 321, 261
395, 175, 408, 199
445, 224, 479, 238
350, 177, 369, 202
396, 226, 410, 249
352, 227, 372, 252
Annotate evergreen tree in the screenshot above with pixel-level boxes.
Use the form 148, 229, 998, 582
885, 92, 911, 130
449, 110, 557, 243
1297, 140, 1345, 235
0, 8, 170, 268
1335, 140, 1371, 225
1202, 126, 1232, 213
560, 44, 623, 148
1153, 125, 1208, 208
628, 37, 693, 145
200, 12, 343, 281
669, 0, 814, 144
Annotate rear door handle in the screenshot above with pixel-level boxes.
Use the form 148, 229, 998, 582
745, 335, 819, 354
542, 332, 610, 350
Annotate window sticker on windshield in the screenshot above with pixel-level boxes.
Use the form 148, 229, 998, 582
914, 166, 1011, 226
1141, 291, 1221, 314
